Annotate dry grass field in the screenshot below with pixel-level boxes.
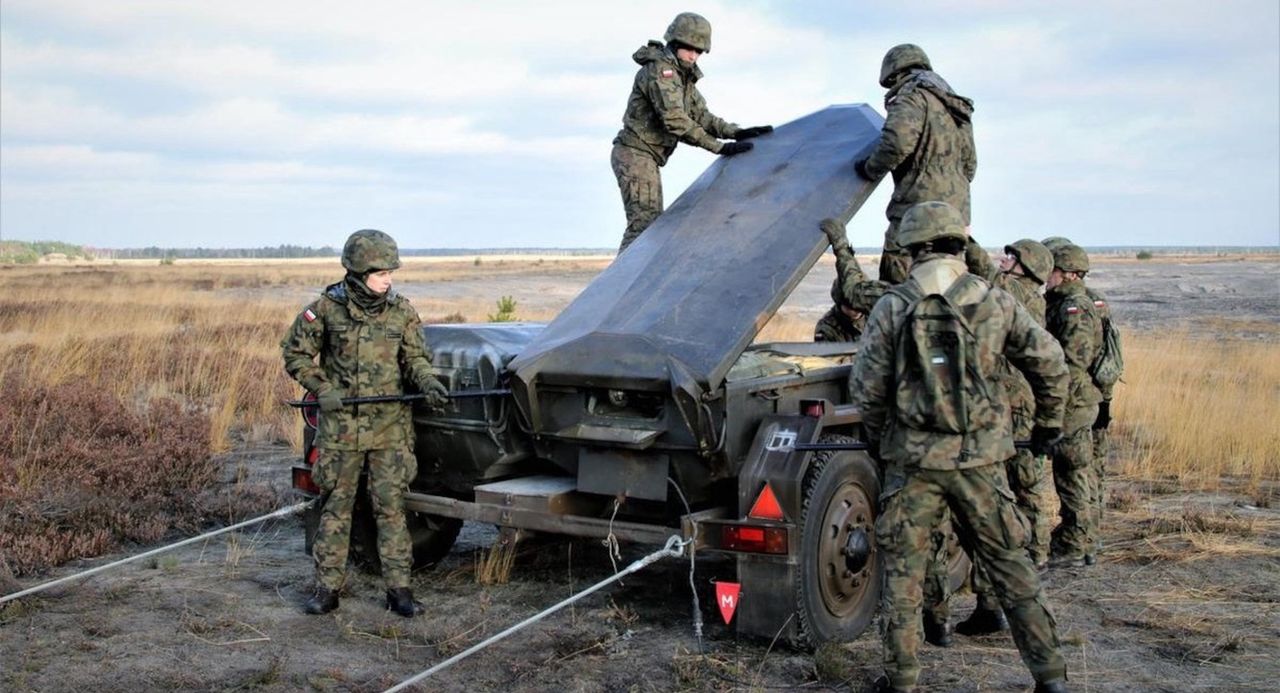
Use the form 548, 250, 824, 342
2, 254, 1278, 691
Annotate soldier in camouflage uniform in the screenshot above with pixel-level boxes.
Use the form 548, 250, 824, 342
612, 12, 771, 251
813, 218, 889, 342
1044, 236, 1116, 540
281, 229, 450, 617
957, 239, 1056, 636
853, 44, 979, 286
1043, 242, 1103, 567
851, 201, 1070, 693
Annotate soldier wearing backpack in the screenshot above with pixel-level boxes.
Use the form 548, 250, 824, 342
1044, 237, 1123, 537
1043, 242, 1104, 567
851, 201, 1071, 693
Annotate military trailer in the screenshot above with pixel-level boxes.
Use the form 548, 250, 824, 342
292, 105, 961, 648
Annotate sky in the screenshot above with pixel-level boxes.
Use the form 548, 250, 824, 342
1, 0, 1277, 250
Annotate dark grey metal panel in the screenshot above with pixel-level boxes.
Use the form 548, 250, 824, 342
509, 104, 883, 404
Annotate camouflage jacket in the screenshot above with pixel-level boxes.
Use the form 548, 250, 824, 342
281, 282, 439, 451
993, 272, 1046, 416
863, 70, 977, 227
613, 41, 740, 165
1045, 280, 1103, 431
832, 243, 889, 314
814, 305, 865, 342
851, 255, 1067, 470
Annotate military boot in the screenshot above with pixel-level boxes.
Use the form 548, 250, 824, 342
386, 587, 425, 618
1033, 678, 1070, 693
304, 587, 339, 615
955, 605, 1009, 636
922, 612, 953, 647
869, 674, 915, 693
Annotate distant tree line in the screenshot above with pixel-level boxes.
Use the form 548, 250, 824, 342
0, 240, 93, 264
102, 245, 339, 260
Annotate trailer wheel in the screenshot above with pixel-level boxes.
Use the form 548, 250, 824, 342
346, 478, 463, 572
793, 434, 881, 649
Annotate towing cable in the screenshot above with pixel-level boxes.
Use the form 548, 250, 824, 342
0, 501, 312, 605
382, 535, 689, 693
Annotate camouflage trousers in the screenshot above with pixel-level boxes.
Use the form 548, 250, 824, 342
877, 221, 911, 285
877, 463, 1066, 688
970, 449, 1051, 609
1092, 426, 1109, 537
312, 448, 415, 590
611, 143, 663, 252
1051, 425, 1098, 559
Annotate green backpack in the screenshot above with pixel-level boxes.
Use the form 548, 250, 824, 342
1089, 316, 1125, 388
892, 274, 993, 434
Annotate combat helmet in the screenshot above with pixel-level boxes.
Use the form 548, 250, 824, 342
880, 43, 932, 88
342, 229, 401, 274
1051, 242, 1090, 274
1040, 236, 1073, 252
897, 201, 967, 248
1004, 238, 1053, 284
665, 12, 712, 53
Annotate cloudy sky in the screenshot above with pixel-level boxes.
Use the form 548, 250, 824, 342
2, 0, 1277, 249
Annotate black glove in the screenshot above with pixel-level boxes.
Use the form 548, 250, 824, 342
734, 125, 773, 140
853, 158, 873, 180
420, 378, 450, 411
719, 141, 754, 157
317, 388, 344, 413
819, 218, 847, 248
1093, 400, 1112, 430
1030, 425, 1062, 458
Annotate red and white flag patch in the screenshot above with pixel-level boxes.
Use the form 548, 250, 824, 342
303, 308, 318, 323
661, 68, 675, 78
1066, 306, 1081, 315
1094, 300, 1107, 308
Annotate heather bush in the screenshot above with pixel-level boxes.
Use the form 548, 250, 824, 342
0, 378, 217, 576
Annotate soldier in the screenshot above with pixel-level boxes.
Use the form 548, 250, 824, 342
851, 201, 1070, 693
612, 11, 772, 251
281, 229, 450, 617
1043, 241, 1103, 567
956, 238, 1055, 637
1043, 236, 1118, 540
814, 218, 888, 342
852, 44, 979, 285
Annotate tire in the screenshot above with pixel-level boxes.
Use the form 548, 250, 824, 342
793, 434, 882, 648
346, 476, 463, 573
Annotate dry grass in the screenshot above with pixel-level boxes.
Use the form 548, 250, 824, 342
1112, 332, 1280, 490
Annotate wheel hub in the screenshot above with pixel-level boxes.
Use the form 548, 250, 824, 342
816, 480, 875, 618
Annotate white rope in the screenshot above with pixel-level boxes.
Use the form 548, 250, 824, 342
0, 501, 312, 605
602, 498, 623, 579
383, 535, 688, 693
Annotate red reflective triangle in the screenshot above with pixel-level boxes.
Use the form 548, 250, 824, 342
748, 483, 784, 521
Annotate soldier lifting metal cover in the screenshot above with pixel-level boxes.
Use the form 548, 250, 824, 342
509, 105, 885, 445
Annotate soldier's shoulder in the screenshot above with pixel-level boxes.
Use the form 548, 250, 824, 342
1085, 286, 1110, 312
388, 293, 422, 319
1054, 292, 1096, 320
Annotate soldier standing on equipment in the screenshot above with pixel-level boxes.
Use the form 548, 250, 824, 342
281, 229, 450, 617
853, 44, 978, 285
814, 218, 888, 342
851, 201, 1070, 693
612, 11, 772, 251
1043, 241, 1103, 567
1043, 236, 1119, 543
956, 238, 1056, 637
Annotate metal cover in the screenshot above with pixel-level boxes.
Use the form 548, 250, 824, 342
509, 105, 884, 405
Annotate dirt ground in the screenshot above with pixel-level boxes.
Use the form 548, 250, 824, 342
3, 255, 1279, 692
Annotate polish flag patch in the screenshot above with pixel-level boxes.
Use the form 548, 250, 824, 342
1066, 306, 1081, 315
661, 69, 675, 78
303, 308, 318, 322
1094, 300, 1107, 308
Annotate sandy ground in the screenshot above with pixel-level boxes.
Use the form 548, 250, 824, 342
3, 255, 1279, 692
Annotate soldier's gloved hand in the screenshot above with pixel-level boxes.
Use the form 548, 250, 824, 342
820, 218, 849, 249
734, 125, 773, 140
718, 141, 754, 157
1093, 400, 1112, 430
420, 378, 450, 411
317, 388, 345, 413
1030, 425, 1062, 458
853, 158, 874, 180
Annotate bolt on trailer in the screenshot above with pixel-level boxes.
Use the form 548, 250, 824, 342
291, 105, 967, 648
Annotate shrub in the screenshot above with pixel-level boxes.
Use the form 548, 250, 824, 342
488, 295, 518, 322
1136, 250, 1153, 260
